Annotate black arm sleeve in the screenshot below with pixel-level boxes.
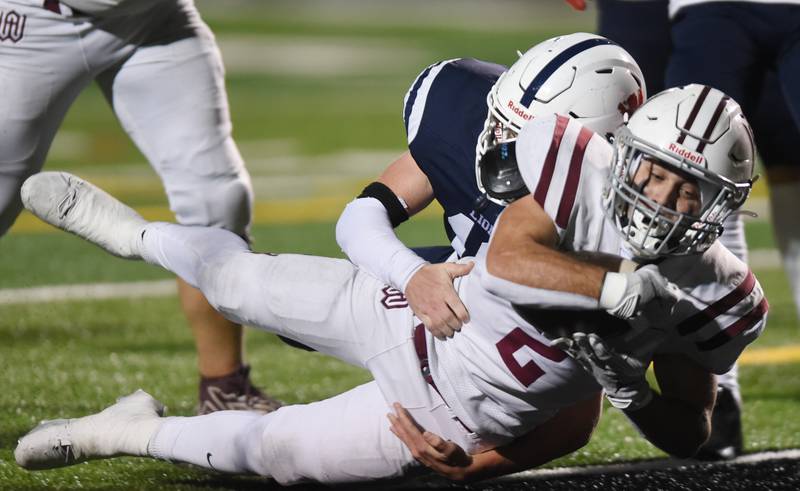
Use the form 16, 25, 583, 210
357, 181, 410, 228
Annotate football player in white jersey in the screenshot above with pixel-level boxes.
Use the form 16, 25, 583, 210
394, 83, 768, 473
0, 0, 277, 412
13, 84, 766, 483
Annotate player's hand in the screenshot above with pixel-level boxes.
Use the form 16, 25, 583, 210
388, 403, 473, 480
564, 0, 587, 11
553, 332, 653, 410
405, 262, 474, 339
600, 264, 680, 319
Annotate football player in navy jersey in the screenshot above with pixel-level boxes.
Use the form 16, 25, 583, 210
336, 32, 646, 339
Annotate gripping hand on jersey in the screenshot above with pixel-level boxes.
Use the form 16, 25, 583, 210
599, 264, 680, 319
388, 403, 472, 480
553, 332, 653, 411
406, 262, 474, 340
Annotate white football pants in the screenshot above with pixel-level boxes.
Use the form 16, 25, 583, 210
139, 222, 478, 484
0, 0, 252, 237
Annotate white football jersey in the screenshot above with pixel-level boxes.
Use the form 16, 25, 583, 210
426, 114, 767, 446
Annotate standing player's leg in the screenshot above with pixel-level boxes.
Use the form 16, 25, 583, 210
596, 0, 670, 95
767, 11, 800, 324
94, 3, 278, 413
0, 4, 95, 238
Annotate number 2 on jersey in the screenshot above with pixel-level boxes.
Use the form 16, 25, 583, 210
496, 327, 567, 387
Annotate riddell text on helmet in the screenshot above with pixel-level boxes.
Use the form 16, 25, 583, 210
507, 100, 534, 121
668, 142, 706, 165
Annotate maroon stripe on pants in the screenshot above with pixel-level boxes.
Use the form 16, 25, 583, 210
676, 270, 756, 336
413, 323, 473, 433
696, 298, 768, 351
533, 115, 570, 207
677, 85, 711, 144
43, 0, 61, 14
556, 126, 593, 228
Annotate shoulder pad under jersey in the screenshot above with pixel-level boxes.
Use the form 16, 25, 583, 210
403, 58, 505, 146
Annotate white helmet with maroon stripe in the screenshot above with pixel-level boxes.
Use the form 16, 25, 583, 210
604, 84, 756, 258
476, 32, 646, 204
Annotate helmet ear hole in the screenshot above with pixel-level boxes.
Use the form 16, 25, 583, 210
479, 141, 529, 203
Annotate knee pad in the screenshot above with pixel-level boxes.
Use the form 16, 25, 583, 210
168, 170, 253, 239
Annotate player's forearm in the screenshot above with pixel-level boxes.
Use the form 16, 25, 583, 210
479, 239, 617, 309
450, 393, 601, 482
623, 391, 711, 458
336, 197, 425, 290
490, 239, 607, 297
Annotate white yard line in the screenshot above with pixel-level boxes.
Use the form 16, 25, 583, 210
0, 280, 176, 305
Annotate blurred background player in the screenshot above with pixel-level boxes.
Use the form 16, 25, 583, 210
0, 0, 278, 413
568, 0, 800, 460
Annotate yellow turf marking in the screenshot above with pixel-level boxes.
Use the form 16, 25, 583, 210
9, 198, 444, 234
739, 345, 800, 366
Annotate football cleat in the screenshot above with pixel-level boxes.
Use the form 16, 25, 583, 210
695, 386, 743, 460
15, 390, 165, 470
198, 364, 283, 415
21, 172, 147, 259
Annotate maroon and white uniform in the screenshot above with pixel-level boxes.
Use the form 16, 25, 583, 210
510, 113, 767, 373
137, 222, 600, 483
423, 117, 766, 451
134, 115, 765, 484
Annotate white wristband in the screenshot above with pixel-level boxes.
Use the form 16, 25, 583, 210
618, 259, 638, 274
599, 272, 629, 310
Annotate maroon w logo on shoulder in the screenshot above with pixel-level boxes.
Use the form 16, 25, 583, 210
380, 286, 408, 309
0, 11, 27, 43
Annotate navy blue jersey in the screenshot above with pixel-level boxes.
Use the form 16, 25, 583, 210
403, 58, 507, 259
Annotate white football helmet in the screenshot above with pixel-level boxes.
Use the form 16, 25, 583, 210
476, 32, 645, 204
604, 84, 756, 258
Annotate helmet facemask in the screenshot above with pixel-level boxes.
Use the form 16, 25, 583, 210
604, 128, 750, 258
475, 88, 527, 205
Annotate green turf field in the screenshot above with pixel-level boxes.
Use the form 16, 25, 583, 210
1, 1, 798, 489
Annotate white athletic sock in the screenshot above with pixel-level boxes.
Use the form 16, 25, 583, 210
139, 222, 250, 289
148, 411, 275, 475
769, 181, 800, 322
